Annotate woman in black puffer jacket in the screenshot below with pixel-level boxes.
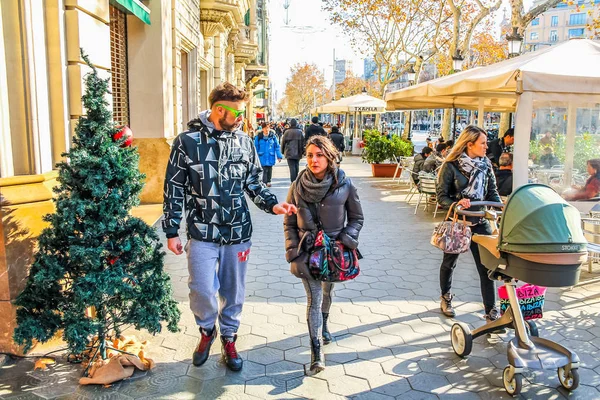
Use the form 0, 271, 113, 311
436, 125, 501, 322
283, 136, 364, 373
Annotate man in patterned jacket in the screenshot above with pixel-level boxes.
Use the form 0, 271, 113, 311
163, 82, 297, 372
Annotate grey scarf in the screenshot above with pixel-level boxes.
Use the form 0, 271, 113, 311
295, 169, 335, 204
457, 152, 489, 201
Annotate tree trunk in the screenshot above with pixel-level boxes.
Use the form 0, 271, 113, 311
441, 109, 452, 140
402, 112, 411, 140
500, 112, 510, 137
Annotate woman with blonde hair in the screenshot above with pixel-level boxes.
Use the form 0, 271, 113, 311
436, 125, 502, 321
283, 136, 364, 373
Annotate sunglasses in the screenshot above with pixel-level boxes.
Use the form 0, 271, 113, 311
216, 104, 245, 118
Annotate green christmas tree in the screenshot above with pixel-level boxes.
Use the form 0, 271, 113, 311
13, 52, 180, 357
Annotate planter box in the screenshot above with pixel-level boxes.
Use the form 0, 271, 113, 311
371, 163, 400, 178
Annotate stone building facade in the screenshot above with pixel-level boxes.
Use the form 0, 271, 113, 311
0, 0, 267, 353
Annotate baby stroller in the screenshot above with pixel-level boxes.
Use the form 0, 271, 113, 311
449, 184, 588, 396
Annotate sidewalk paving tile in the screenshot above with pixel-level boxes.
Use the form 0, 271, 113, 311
2, 157, 600, 399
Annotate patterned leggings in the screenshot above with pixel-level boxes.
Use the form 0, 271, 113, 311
302, 279, 334, 340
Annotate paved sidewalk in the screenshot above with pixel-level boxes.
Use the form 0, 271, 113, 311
2, 156, 600, 399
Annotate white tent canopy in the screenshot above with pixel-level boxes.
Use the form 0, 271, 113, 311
385, 39, 600, 189
313, 93, 387, 154
385, 39, 600, 112
319, 93, 387, 113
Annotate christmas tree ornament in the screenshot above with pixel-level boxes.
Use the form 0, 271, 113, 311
113, 126, 133, 147
13, 50, 180, 370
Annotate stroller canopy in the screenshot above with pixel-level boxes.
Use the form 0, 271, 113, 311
499, 184, 587, 253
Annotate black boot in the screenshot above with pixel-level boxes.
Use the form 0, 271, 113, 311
322, 313, 332, 345
193, 327, 216, 367
221, 335, 243, 371
310, 337, 325, 373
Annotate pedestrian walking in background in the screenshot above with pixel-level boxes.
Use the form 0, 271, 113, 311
255, 122, 283, 187
329, 125, 345, 163
163, 82, 297, 373
283, 136, 364, 373
280, 118, 304, 182
305, 116, 327, 143
436, 125, 502, 321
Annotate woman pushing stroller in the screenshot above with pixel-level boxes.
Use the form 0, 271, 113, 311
436, 125, 502, 321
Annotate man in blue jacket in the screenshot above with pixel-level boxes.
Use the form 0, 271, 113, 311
254, 122, 283, 187
163, 83, 296, 372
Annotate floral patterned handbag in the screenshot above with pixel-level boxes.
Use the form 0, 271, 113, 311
430, 204, 472, 254
306, 204, 360, 282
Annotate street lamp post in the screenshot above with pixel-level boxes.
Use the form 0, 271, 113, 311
406, 64, 417, 140
506, 27, 523, 58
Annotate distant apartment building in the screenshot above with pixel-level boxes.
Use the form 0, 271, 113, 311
334, 59, 353, 84
363, 58, 377, 81
524, 0, 599, 51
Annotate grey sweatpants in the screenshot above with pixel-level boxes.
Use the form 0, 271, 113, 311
186, 239, 251, 337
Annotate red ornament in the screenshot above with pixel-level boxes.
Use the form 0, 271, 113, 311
113, 126, 133, 147
107, 256, 119, 265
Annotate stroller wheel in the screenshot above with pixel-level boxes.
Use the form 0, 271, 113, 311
525, 320, 539, 337
503, 366, 523, 396
451, 322, 472, 357
557, 366, 579, 391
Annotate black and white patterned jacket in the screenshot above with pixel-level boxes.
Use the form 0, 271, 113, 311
162, 110, 278, 244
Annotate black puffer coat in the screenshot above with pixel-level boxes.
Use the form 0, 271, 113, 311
283, 169, 364, 279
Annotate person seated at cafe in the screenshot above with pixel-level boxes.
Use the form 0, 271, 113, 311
445, 139, 454, 150
539, 131, 555, 147
564, 159, 600, 201
495, 153, 514, 197
426, 137, 434, 149
539, 146, 559, 168
488, 128, 514, 167
423, 143, 448, 173
413, 147, 433, 185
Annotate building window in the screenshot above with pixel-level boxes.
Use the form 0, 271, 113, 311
530, 32, 539, 40
568, 28, 585, 38
550, 30, 558, 42
531, 18, 539, 26
569, 13, 586, 26
109, 6, 129, 126
551, 16, 559, 27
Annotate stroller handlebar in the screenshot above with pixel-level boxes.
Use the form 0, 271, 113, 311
455, 201, 505, 218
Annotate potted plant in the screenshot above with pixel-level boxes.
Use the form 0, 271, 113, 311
361, 131, 413, 177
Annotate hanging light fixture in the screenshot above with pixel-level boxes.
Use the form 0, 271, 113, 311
452, 50, 464, 72
506, 27, 523, 58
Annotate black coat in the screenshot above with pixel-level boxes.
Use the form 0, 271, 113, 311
329, 132, 345, 152
412, 154, 426, 183
487, 138, 507, 166
280, 128, 304, 160
283, 169, 364, 279
304, 124, 327, 143
436, 159, 501, 223
495, 169, 513, 196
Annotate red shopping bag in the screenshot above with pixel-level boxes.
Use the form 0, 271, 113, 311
498, 283, 546, 320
